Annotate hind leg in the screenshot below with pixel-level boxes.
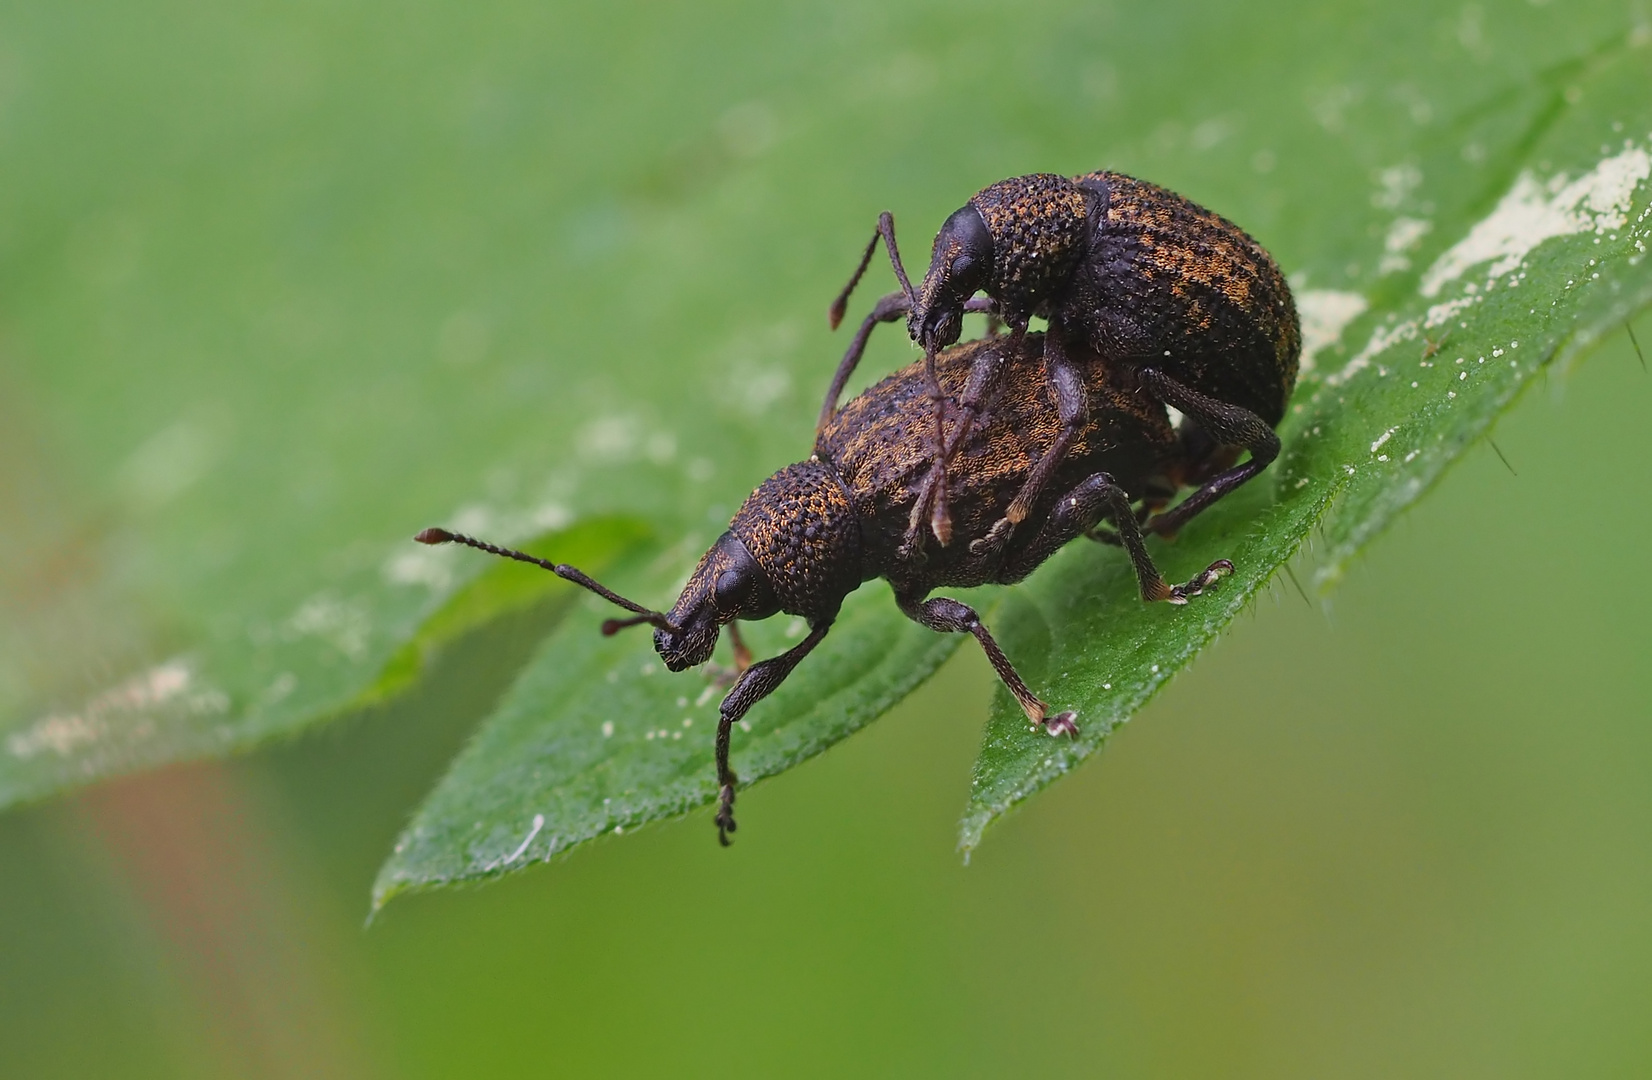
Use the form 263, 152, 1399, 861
999, 471, 1233, 605
1137, 367, 1279, 537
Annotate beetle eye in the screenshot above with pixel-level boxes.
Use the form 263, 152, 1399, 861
713, 568, 748, 611
950, 254, 974, 276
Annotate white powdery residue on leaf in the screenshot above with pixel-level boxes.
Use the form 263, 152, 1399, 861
737, 365, 793, 415
1295, 289, 1368, 373
261, 672, 298, 707
384, 544, 456, 591
531, 501, 572, 531
1378, 216, 1433, 275
6, 660, 221, 760
1422, 295, 1475, 329
1328, 317, 1420, 386
645, 431, 678, 464
1371, 427, 1399, 453
288, 593, 371, 660
1372, 163, 1423, 210
577, 415, 641, 462
449, 504, 495, 535
1420, 144, 1652, 297
117, 419, 216, 509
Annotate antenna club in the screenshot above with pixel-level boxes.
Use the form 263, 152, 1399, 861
414, 527, 454, 545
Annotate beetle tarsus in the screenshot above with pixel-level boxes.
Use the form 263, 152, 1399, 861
715, 784, 738, 846
1165, 559, 1235, 605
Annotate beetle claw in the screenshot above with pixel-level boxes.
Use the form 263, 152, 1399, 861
970, 516, 1014, 558
1043, 711, 1080, 738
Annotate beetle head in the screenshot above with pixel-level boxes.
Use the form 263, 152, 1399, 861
653, 532, 778, 671
909, 203, 993, 352
914, 174, 1093, 342
414, 460, 860, 676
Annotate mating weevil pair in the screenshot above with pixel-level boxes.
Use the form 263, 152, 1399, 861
825, 170, 1300, 553
418, 170, 1298, 845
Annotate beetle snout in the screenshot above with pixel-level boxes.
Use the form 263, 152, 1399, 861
914, 305, 963, 352
654, 621, 718, 672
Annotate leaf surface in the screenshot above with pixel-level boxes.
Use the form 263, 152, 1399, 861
0, 1, 1647, 893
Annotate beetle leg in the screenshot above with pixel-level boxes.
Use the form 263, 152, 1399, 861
1136, 367, 1280, 537
819, 294, 998, 435
921, 345, 955, 542
999, 471, 1234, 605
726, 621, 753, 673
702, 620, 756, 689
897, 593, 1077, 737
819, 290, 910, 433
712, 621, 832, 845
902, 337, 1013, 554
970, 322, 1088, 558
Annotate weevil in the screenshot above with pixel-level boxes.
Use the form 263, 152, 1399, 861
417, 334, 1231, 845
825, 170, 1300, 555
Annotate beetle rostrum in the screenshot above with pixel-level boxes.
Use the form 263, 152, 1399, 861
826, 169, 1301, 556
419, 334, 1232, 846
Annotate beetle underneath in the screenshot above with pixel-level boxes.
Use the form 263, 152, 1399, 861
418, 335, 1232, 844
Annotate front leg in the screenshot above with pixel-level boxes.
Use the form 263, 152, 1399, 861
703, 620, 755, 689
971, 319, 1088, 558
897, 592, 1078, 737
900, 334, 1015, 556
1137, 367, 1280, 537
712, 621, 832, 845
819, 293, 997, 434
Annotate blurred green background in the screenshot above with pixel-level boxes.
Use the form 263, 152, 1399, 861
3, 0, 1651, 1076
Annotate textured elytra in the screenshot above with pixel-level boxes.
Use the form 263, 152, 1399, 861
816, 334, 1178, 597
1070, 171, 1301, 425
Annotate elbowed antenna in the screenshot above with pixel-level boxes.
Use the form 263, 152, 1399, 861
828, 210, 916, 330
413, 527, 676, 635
